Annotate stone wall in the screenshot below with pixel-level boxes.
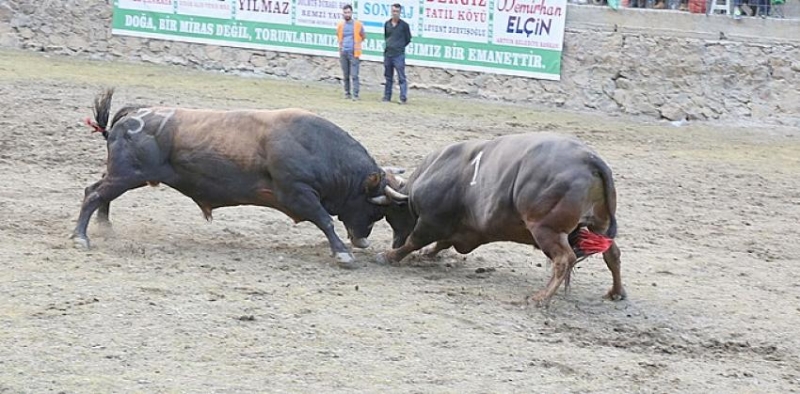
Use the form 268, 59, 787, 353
2, 0, 800, 125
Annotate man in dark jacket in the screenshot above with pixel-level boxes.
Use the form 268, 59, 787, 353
383, 3, 412, 104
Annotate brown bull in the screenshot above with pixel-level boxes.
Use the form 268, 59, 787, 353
71, 89, 397, 267
375, 132, 625, 304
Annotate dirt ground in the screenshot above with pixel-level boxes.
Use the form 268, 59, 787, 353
1, 48, 799, 393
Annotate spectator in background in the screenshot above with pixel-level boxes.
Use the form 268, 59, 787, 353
383, 3, 412, 104
337, 4, 365, 100
628, 0, 645, 8
732, 0, 747, 18
754, 0, 770, 16
732, 0, 769, 18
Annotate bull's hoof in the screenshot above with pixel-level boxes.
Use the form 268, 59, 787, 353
419, 251, 441, 261
335, 252, 359, 269
375, 252, 393, 265
70, 234, 90, 249
351, 237, 370, 249
96, 220, 115, 237
604, 287, 627, 301
526, 290, 553, 307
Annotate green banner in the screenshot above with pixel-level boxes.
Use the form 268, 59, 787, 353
112, 0, 565, 80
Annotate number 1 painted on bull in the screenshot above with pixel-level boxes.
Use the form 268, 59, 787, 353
470, 151, 483, 186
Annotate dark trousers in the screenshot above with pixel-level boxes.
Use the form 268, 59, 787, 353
383, 54, 407, 102
754, 0, 770, 15
339, 50, 360, 97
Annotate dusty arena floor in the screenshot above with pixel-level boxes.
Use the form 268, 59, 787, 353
1, 49, 799, 393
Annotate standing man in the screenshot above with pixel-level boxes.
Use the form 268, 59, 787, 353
383, 3, 412, 104
337, 4, 366, 100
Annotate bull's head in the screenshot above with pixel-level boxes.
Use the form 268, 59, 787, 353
369, 167, 416, 249
337, 167, 407, 250
368, 167, 408, 206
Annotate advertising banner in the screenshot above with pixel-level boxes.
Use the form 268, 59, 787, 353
112, 0, 566, 80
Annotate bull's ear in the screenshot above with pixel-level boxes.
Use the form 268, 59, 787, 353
363, 172, 382, 193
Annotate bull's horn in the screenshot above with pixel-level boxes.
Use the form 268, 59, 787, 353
369, 195, 391, 205
394, 175, 406, 188
385, 185, 408, 201
382, 166, 406, 175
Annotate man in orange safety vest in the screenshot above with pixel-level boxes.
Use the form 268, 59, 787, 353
336, 4, 366, 100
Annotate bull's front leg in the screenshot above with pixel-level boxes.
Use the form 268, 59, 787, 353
279, 186, 357, 269
318, 219, 358, 269
376, 220, 440, 265
376, 241, 418, 265
420, 241, 453, 260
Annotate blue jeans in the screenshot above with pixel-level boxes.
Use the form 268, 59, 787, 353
383, 54, 407, 102
339, 50, 360, 97
754, 0, 770, 15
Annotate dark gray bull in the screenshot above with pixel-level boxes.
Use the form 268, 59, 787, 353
376, 132, 624, 303
71, 89, 395, 267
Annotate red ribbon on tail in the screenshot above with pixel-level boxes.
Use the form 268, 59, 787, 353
84, 117, 105, 134
576, 228, 614, 256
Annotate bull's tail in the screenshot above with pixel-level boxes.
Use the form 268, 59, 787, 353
592, 156, 617, 239
84, 88, 115, 140
568, 156, 618, 258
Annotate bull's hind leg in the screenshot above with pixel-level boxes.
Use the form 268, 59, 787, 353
84, 175, 111, 228
85, 174, 147, 231
602, 241, 626, 300
527, 225, 577, 305
71, 176, 147, 248
82, 179, 110, 227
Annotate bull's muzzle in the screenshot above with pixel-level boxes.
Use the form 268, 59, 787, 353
346, 225, 372, 249
351, 237, 370, 249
